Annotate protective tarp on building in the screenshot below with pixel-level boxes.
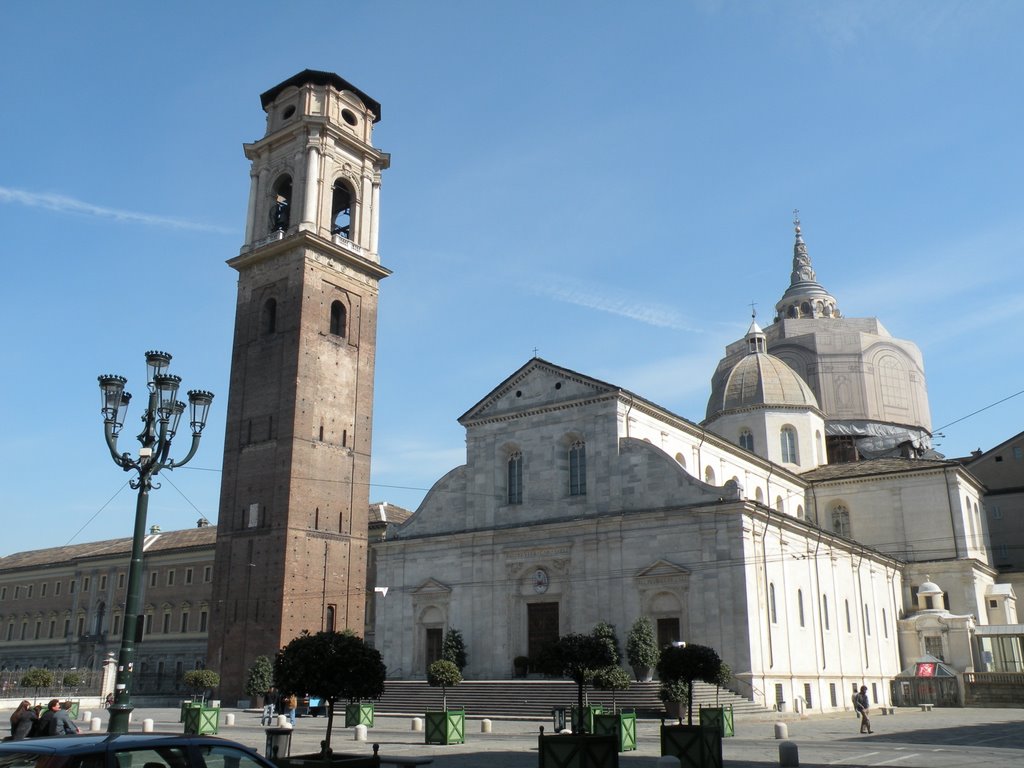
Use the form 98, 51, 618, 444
890, 656, 960, 707
827, 420, 937, 459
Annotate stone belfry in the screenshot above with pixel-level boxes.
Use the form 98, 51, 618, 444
208, 71, 390, 700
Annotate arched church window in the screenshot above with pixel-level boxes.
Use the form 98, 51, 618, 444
797, 589, 805, 626
822, 595, 830, 630
330, 300, 347, 337
796, 504, 805, 519
739, 429, 754, 452
674, 452, 686, 469
704, 466, 716, 485
269, 176, 292, 233
331, 180, 354, 239
507, 451, 523, 505
832, 504, 851, 537
775, 496, 784, 514
769, 583, 777, 623
569, 440, 586, 496
755, 487, 764, 503
878, 354, 908, 409
780, 427, 798, 464
262, 298, 277, 336
815, 431, 823, 465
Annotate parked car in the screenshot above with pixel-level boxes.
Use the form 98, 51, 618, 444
0, 733, 277, 768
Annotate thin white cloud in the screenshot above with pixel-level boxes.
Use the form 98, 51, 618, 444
0, 186, 233, 234
529, 278, 704, 332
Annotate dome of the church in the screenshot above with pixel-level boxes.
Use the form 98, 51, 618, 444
705, 321, 820, 420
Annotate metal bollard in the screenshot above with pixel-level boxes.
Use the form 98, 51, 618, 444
90, 717, 102, 732
411, 717, 423, 732
774, 722, 788, 740
225, 713, 235, 726
779, 740, 799, 767
354, 724, 367, 741
657, 756, 681, 768
143, 719, 154, 733
481, 719, 492, 733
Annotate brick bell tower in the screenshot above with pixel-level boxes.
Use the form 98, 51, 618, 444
208, 71, 390, 701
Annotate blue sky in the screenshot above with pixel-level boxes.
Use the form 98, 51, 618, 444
2, 1, 1022, 556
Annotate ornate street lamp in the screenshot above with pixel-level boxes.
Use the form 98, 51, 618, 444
98, 350, 213, 733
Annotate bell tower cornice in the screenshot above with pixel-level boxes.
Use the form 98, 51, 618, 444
228, 228, 392, 282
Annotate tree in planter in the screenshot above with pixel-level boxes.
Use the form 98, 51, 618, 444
592, 622, 622, 666
625, 617, 658, 681
551, 632, 617, 733
657, 643, 722, 725
244, 655, 275, 703
20, 668, 53, 704
714, 662, 732, 705
441, 628, 468, 672
274, 630, 386, 753
658, 678, 689, 721
183, 669, 221, 704
592, 666, 631, 713
427, 659, 462, 711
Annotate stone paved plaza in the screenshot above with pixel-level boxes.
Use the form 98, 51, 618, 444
98, 706, 1024, 768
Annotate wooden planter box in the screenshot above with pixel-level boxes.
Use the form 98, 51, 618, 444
698, 705, 734, 737
424, 709, 465, 745
592, 711, 637, 752
570, 705, 604, 734
660, 722, 722, 768
183, 705, 219, 735
344, 702, 374, 728
538, 728, 618, 768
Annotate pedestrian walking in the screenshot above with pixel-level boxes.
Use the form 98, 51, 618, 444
854, 685, 873, 734
285, 693, 297, 726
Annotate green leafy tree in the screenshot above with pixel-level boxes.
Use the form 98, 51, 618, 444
657, 643, 722, 725
625, 617, 659, 677
441, 628, 468, 672
551, 632, 616, 732
244, 655, 275, 700
274, 631, 386, 751
592, 665, 631, 713
20, 668, 53, 703
426, 659, 462, 711
62, 671, 86, 690
592, 621, 622, 666
183, 669, 220, 702
714, 662, 732, 705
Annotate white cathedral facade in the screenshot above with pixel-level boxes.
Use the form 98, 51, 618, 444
373, 220, 1008, 712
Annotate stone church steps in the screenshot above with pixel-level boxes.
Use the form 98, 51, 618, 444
372, 680, 768, 720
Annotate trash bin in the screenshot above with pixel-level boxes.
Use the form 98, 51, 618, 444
265, 727, 293, 759
552, 706, 567, 732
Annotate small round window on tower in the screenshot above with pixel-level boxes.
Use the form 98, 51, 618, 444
341, 108, 358, 126
282, 105, 296, 120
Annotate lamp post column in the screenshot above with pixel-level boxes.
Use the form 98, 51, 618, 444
107, 480, 150, 733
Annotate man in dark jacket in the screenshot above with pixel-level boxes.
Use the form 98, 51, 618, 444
36, 699, 79, 736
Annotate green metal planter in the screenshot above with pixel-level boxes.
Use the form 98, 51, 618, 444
592, 711, 637, 751
345, 702, 375, 727
570, 705, 604, 734
183, 705, 220, 735
660, 722, 722, 768
698, 704, 734, 737
538, 728, 618, 768
424, 709, 465, 745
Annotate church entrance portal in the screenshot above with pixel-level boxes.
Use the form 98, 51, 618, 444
528, 602, 559, 660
